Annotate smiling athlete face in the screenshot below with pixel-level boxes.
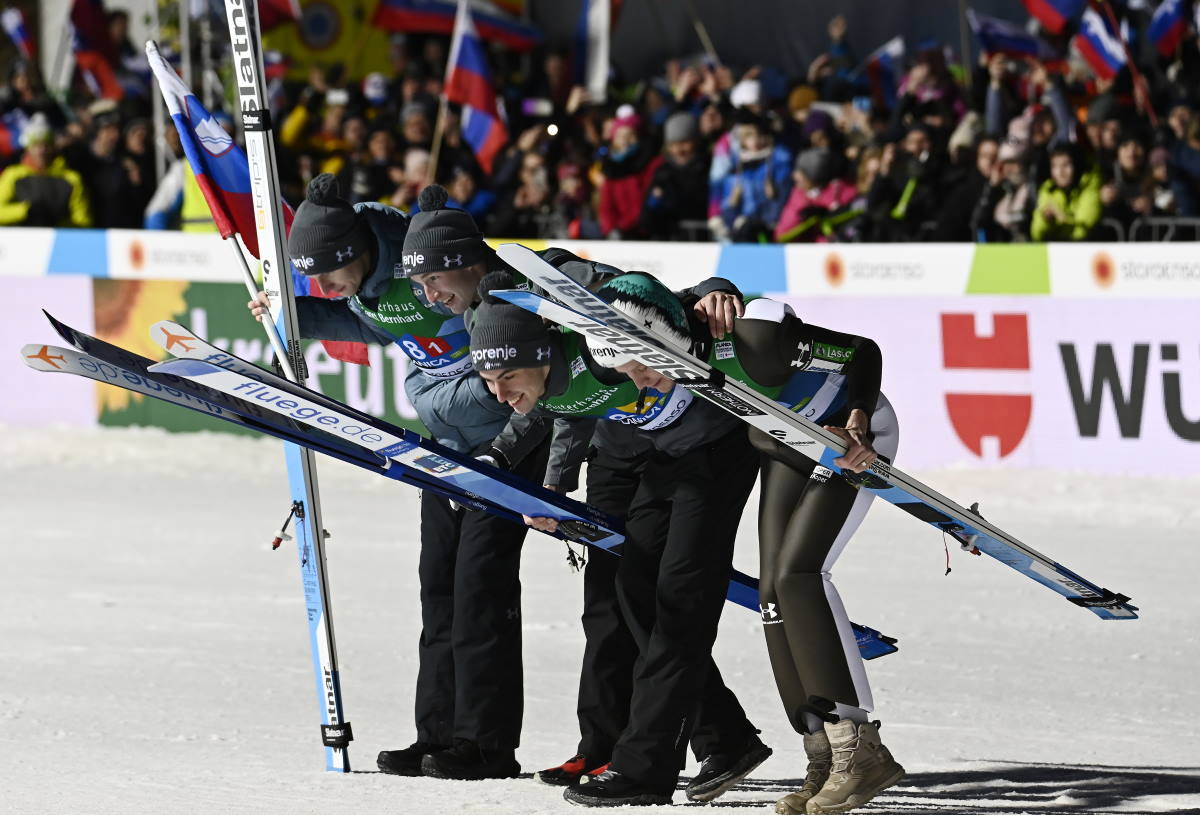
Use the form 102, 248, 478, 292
478, 365, 551, 414
412, 263, 488, 314
614, 360, 674, 393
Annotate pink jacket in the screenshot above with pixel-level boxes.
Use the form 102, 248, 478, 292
773, 179, 858, 242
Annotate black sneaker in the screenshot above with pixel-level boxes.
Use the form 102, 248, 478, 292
420, 738, 521, 780
563, 769, 673, 807
535, 754, 608, 786
377, 741, 448, 776
685, 733, 773, 802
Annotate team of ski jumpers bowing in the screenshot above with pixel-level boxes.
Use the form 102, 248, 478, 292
250, 175, 904, 812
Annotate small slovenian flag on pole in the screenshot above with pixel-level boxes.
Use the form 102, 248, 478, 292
147, 40, 368, 366
2, 7, 35, 60
1148, 0, 1186, 58
1074, 6, 1127, 80
445, 0, 508, 174
1022, 0, 1087, 35
967, 10, 1066, 70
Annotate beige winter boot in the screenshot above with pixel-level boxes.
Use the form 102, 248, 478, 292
774, 730, 832, 815
805, 719, 904, 813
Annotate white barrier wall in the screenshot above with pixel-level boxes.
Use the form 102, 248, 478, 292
3, 228, 1197, 475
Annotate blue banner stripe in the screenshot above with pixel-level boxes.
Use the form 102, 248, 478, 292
48, 229, 108, 276
714, 244, 787, 294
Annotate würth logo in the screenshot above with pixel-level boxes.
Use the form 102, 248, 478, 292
941, 313, 1031, 459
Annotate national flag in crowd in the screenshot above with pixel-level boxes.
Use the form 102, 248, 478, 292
71, 0, 123, 100
0, 108, 27, 158
371, 0, 542, 51
967, 9, 1067, 69
146, 41, 367, 366
258, 0, 302, 33
1022, 0, 1087, 34
573, 0, 611, 102
855, 35, 904, 109
1074, 6, 1127, 79
1148, 0, 1186, 57
2, 7, 35, 60
444, 0, 508, 174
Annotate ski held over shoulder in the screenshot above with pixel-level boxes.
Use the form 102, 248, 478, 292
493, 243, 1137, 622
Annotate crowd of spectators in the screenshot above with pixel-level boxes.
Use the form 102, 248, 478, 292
3, 8, 1200, 242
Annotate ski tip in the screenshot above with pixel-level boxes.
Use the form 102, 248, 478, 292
21, 343, 72, 372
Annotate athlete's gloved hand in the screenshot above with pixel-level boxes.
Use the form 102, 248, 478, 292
827, 408, 877, 473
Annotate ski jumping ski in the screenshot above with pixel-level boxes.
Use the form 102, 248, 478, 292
142, 328, 900, 659
493, 242, 1138, 622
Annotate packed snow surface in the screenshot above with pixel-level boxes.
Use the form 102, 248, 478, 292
3, 426, 1198, 814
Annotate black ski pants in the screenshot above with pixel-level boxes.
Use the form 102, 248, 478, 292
575, 446, 753, 765
414, 442, 549, 751
609, 426, 761, 792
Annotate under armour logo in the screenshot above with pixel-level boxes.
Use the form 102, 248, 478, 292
759, 603, 780, 622
335, 245, 354, 263
506, 608, 520, 620
790, 339, 812, 369
536, 346, 551, 361
443, 254, 463, 267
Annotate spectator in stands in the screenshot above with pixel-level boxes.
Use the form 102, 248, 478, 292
774, 147, 858, 242
0, 114, 91, 227
1147, 147, 1176, 215
122, 117, 155, 223
972, 139, 1036, 242
553, 160, 599, 238
400, 100, 434, 152
1031, 145, 1101, 241
0, 60, 67, 143
75, 101, 141, 229
389, 147, 431, 210
935, 134, 998, 240
1100, 131, 1151, 230
597, 104, 660, 239
487, 147, 555, 238
864, 123, 949, 241
1168, 113, 1200, 216
641, 111, 709, 240
712, 111, 791, 241
446, 164, 497, 224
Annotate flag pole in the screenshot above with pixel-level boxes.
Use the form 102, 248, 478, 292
428, 93, 449, 186
681, 0, 721, 66
1098, 0, 1157, 126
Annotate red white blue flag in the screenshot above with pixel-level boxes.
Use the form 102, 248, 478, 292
1022, 0, 1087, 35
854, 36, 904, 109
2, 7, 35, 60
445, 0, 508, 174
1074, 6, 1127, 79
968, 10, 1067, 70
71, 0, 123, 99
147, 41, 367, 365
573, 0, 612, 102
1148, 0, 1186, 57
371, 0, 542, 52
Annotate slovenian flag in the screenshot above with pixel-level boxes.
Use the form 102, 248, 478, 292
1022, 0, 1086, 35
445, 0, 508, 174
854, 35, 904, 109
0, 108, 27, 158
967, 9, 1066, 70
2, 7, 35, 60
1074, 6, 1126, 79
573, 0, 611, 103
371, 0, 542, 52
1149, 0, 1186, 58
71, 0, 123, 100
147, 41, 368, 366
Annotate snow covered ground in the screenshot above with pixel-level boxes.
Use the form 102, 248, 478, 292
3, 425, 1198, 814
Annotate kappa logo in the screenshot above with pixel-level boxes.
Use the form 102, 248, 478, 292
759, 603, 782, 624
335, 245, 354, 263
443, 254, 463, 268
790, 339, 813, 369
293, 255, 316, 271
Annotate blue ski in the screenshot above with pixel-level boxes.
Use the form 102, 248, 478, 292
493, 243, 1138, 622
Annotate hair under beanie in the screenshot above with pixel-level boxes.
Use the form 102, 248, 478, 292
470, 270, 554, 372
586, 273, 692, 369
400, 185, 490, 277
287, 174, 373, 276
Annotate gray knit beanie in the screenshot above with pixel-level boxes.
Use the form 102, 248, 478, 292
287, 174, 373, 276
400, 185, 490, 277
470, 271, 554, 371
663, 111, 698, 144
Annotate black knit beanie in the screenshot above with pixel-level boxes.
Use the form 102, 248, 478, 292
470, 271, 554, 372
287, 174, 373, 276
400, 185, 490, 277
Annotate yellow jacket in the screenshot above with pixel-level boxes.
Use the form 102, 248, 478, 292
1031, 170, 1102, 242
0, 156, 92, 227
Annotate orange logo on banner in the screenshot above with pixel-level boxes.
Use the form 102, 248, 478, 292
130, 240, 145, 270
824, 252, 844, 287
27, 345, 66, 369
1092, 251, 1115, 288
